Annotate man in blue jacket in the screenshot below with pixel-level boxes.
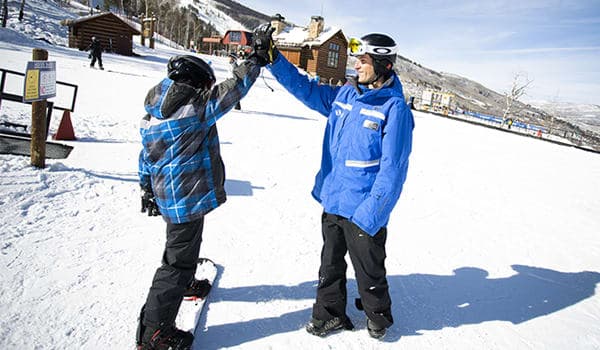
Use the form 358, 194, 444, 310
252, 25, 414, 339
136, 53, 264, 350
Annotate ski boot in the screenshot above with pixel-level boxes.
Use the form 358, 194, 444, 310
306, 316, 354, 337
136, 305, 193, 350
366, 318, 386, 339
137, 325, 193, 350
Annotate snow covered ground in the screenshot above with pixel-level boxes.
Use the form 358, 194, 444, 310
1, 1, 600, 349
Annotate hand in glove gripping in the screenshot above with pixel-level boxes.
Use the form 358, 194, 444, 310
250, 23, 277, 66
141, 185, 161, 216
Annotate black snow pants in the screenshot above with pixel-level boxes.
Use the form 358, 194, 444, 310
90, 54, 103, 68
142, 217, 204, 329
312, 212, 394, 329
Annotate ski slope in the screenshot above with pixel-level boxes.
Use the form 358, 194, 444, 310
1, 1, 600, 349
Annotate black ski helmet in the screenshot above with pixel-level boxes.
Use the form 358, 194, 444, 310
350, 33, 397, 79
167, 55, 216, 90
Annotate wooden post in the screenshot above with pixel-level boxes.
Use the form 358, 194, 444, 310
30, 48, 48, 169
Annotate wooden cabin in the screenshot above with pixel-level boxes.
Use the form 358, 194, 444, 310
61, 12, 140, 56
199, 36, 225, 55
222, 30, 253, 53
270, 14, 348, 85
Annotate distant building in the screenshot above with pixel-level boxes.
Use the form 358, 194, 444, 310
61, 12, 140, 56
420, 89, 454, 115
200, 35, 225, 55
270, 14, 348, 85
222, 30, 253, 55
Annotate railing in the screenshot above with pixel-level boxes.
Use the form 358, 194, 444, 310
409, 96, 600, 153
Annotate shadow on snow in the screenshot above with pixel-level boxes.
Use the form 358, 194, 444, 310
224, 179, 265, 196
193, 264, 600, 348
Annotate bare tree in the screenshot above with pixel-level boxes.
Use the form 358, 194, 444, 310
185, 8, 191, 48
503, 71, 533, 121
136, 0, 216, 49
2, 0, 8, 27
18, 0, 25, 21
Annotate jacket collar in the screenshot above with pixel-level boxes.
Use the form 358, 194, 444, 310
349, 74, 405, 101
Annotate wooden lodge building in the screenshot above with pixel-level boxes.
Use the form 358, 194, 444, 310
61, 12, 140, 56
222, 30, 253, 53
270, 14, 348, 85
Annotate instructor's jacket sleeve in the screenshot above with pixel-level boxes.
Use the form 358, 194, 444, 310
267, 54, 339, 117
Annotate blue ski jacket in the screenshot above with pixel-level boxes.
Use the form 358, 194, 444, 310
139, 59, 260, 224
268, 54, 414, 236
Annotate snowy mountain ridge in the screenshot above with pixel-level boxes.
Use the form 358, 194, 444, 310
180, 0, 251, 34
529, 100, 600, 134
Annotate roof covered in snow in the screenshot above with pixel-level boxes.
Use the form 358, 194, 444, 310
61, 12, 140, 34
273, 24, 345, 48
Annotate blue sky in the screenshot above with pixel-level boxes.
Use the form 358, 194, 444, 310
240, 0, 600, 104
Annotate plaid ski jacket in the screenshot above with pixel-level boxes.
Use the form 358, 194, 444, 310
138, 59, 260, 224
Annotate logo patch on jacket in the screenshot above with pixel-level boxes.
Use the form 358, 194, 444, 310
363, 119, 380, 131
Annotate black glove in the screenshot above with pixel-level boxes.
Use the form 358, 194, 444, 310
249, 23, 277, 66
141, 186, 160, 216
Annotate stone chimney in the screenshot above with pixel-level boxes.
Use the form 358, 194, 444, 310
270, 13, 286, 35
308, 16, 324, 39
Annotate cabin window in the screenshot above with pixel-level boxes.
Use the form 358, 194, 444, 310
327, 42, 339, 68
230, 31, 242, 43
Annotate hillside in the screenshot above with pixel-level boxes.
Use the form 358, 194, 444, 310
212, 0, 271, 30
394, 55, 600, 148
530, 101, 600, 134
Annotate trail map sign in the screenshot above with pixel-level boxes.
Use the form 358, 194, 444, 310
23, 61, 56, 102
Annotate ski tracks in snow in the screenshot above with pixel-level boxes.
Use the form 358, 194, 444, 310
0, 150, 143, 349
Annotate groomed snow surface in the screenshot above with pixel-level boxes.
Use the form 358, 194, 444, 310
1, 2, 600, 349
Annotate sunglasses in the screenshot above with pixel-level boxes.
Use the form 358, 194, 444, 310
348, 37, 397, 57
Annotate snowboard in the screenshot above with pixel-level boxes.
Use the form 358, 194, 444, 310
175, 258, 218, 333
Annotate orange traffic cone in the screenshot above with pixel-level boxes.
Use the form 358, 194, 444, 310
53, 110, 76, 140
